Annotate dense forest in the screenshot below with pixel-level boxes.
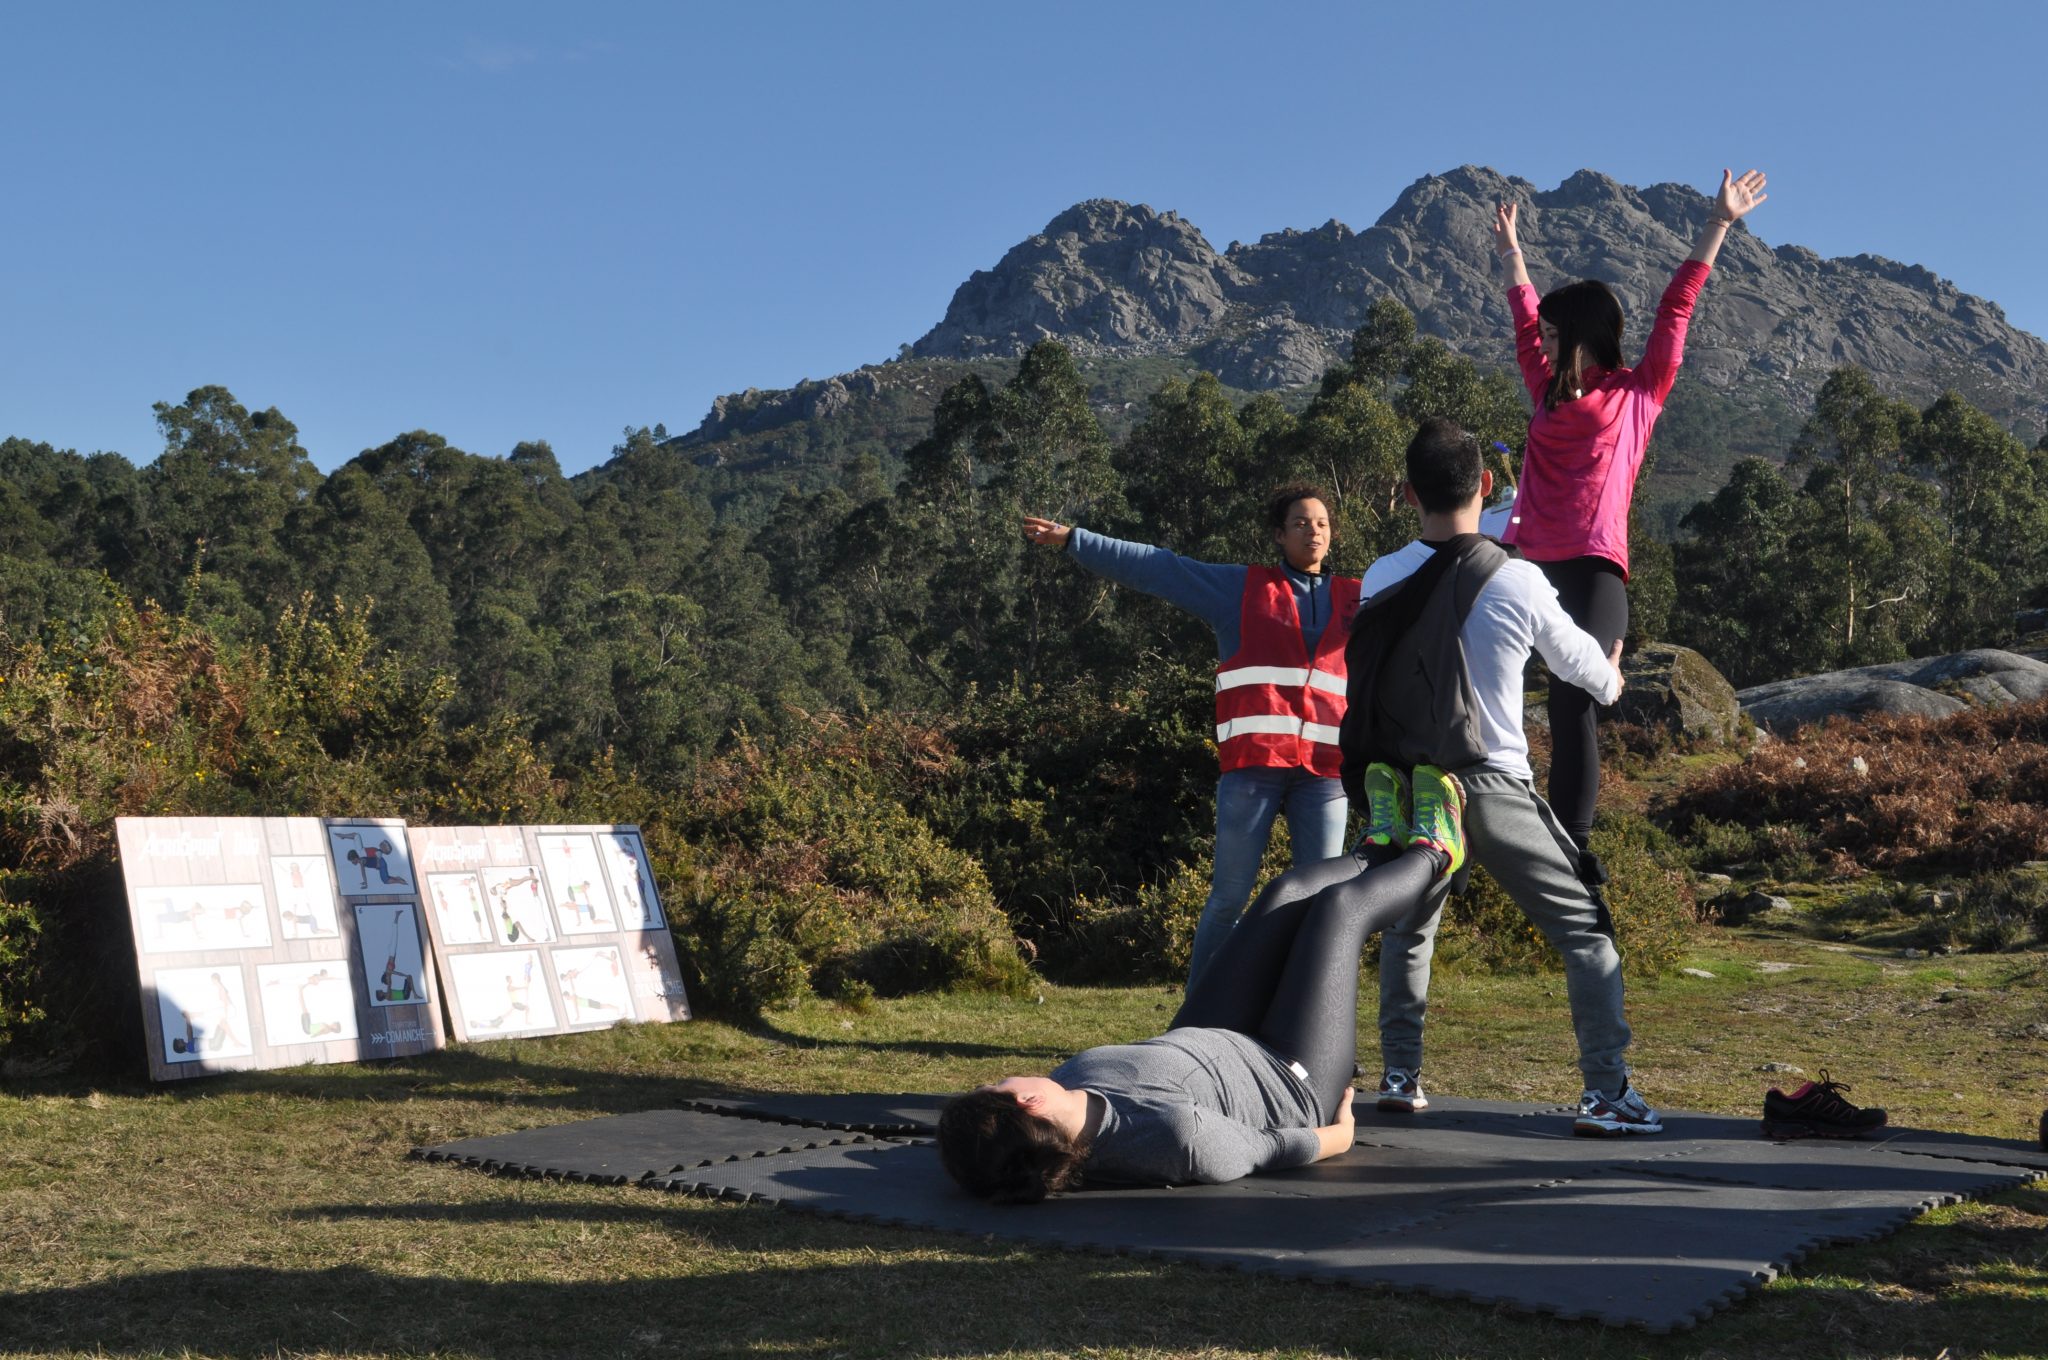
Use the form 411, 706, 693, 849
5, 297, 2047, 1065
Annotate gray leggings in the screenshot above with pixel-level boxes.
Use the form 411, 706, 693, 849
1171, 844, 1440, 1121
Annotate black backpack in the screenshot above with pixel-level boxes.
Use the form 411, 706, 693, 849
1339, 533, 1510, 803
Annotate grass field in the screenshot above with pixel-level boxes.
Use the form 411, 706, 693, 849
3, 929, 2045, 1360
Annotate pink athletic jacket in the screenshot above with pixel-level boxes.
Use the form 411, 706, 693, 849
1503, 259, 1711, 578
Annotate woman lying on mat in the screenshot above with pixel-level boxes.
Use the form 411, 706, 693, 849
938, 763, 1465, 1203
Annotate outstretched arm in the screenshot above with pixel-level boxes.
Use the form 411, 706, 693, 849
1021, 515, 1247, 637
1687, 168, 1768, 267
1021, 515, 1072, 550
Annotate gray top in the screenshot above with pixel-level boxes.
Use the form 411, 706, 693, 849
1051, 1028, 1324, 1185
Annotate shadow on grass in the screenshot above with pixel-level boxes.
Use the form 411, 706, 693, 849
6, 1020, 1063, 1115
740, 1012, 1074, 1062
4, 1187, 2046, 1360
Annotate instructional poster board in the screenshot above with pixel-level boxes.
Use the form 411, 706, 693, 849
117, 815, 446, 1082
406, 823, 690, 1041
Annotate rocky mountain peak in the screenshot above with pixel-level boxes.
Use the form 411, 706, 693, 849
910, 166, 2048, 436
1041, 198, 1192, 240
1539, 168, 1640, 211
912, 198, 1241, 361
1375, 164, 1521, 227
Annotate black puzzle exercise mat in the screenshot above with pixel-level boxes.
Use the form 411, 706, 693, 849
1861, 1125, 2048, 1172
689, 1091, 946, 1134
1354, 1094, 1575, 1127
697, 1091, 1573, 1137
662, 1108, 2042, 1332
412, 1107, 879, 1183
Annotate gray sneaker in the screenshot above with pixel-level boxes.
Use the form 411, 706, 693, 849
1574, 1084, 1663, 1136
1376, 1067, 1428, 1113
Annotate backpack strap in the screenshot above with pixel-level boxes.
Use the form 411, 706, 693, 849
1450, 538, 1510, 622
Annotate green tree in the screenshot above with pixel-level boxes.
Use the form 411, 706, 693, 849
1280, 375, 1410, 568
1116, 373, 1262, 562
286, 464, 456, 670
982, 342, 1127, 684
141, 388, 321, 625
1908, 393, 2048, 651
1342, 296, 1417, 399
1672, 457, 1821, 685
1785, 368, 1923, 664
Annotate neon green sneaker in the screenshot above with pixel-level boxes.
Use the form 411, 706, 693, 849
1408, 764, 1466, 879
1359, 762, 1411, 847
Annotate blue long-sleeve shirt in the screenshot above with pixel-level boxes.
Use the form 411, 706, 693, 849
1067, 528, 1338, 660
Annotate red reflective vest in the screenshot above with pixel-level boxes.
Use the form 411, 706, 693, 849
1214, 566, 1360, 776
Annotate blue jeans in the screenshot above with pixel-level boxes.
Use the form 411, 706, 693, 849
1185, 766, 1350, 987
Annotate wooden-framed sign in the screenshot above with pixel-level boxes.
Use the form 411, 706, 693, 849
117, 815, 445, 1081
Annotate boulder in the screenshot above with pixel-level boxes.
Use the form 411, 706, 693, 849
1740, 677, 1966, 734
1611, 642, 1742, 745
1737, 648, 2048, 734
1712, 890, 1793, 926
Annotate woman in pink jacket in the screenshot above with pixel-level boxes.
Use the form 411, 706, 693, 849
1491, 168, 1768, 860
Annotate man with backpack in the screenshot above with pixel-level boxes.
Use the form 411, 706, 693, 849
1343, 418, 1657, 1136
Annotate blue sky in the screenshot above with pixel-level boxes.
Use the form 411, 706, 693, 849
4, 1, 2042, 474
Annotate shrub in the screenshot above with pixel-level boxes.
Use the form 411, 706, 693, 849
1061, 859, 1209, 983
0, 876, 45, 1059
1434, 865, 1551, 972
1590, 811, 1703, 974
1686, 817, 1768, 870
1668, 699, 2048, 875
923, 663, 1217, 942
671, 713, 1033, 1012
0, 588, 564, 1067
1955, 869, 2048, 952
1436, 810, 1699, 976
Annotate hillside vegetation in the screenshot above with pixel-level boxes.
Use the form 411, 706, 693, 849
5, 312, 2048, 1069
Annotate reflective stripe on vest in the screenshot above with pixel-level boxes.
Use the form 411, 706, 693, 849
1213, 565, 1360, 776
1215, 715, 1344, 745
1214, 665, 1348, 697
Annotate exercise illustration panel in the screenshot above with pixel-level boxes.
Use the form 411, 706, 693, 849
423, 872, 492, 946
449, 950, 557, 1035
117, 816, 446, 1081
535, 833, 618, 935
255, 962, 359, 1046
356, 903, 430, 1007
136, 883, 272, 954
326, 822, 416, 897
154, 965, 256, 1065
407, 823, 690, 1042
270, 855, 339, 940
598, 831, 665, 931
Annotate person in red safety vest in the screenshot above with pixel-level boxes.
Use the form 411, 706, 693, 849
1023, 485, 1358, 985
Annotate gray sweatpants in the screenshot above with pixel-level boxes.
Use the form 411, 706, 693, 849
1376, 769, 1633, 1093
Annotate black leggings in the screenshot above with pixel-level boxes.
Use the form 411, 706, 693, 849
1539, 556, 1628, 849
1169, 844, 1439, 1122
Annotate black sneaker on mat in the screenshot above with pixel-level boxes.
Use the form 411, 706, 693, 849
1761, 1069, 1888, 1139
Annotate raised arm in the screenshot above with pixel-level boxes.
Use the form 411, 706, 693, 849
1637, 169, 1769, 399
1493, 201, 1532, 291
1687, 168, 1768, 267
1494, 202, 1549, 403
